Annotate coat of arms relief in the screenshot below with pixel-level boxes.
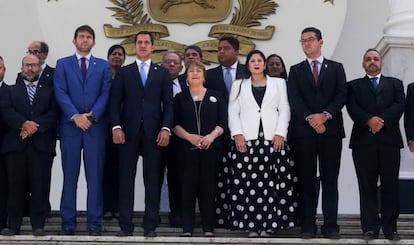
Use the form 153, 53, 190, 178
103, 0, 334, 63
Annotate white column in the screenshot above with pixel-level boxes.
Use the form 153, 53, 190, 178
383, 0, 414, 36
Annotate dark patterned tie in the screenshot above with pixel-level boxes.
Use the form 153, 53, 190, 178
312, 60, 319, 84
81, 57, 87, 81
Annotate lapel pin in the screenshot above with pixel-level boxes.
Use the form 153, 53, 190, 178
325, 64, 328, 68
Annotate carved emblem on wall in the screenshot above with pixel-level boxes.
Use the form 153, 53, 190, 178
103, 0, 333, 63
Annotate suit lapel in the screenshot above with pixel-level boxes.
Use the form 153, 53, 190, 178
16, 80, 31, 107
145, 62, 159, 89
301, 60, 315, 86
70, 55, 83, 83
318, 60, 329, 86
85, 56, 96, 82
376, 76, 386, 93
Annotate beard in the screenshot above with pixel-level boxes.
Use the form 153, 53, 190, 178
21, 73, 40, 82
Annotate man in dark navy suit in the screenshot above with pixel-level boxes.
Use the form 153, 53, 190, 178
287, 27, 347, 239
0, 56, 8, 232
347, 49, 404, 241
205, 36, 245, 100
110, 31, 173, 237
0, 55, 58, 236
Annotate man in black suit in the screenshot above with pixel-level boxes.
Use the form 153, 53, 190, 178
27, 41, 54, 87
0, 56, 8, 231
287, 27, 347, 239
205, 36, 245, 100
110, 31, 173, 237
0, 55, 58, 236
25, 41, 55, 217
178, 45, 203, 87
347, 48, 404, 241
405, 83, 414, 153
159, 50, 184, 227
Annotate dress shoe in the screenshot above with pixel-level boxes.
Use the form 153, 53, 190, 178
33, 228, 46, 236
362, 231, 378, 240
88, 230, 101, 236
180, 232, 192, 237
144, 230, 157, 237
323, 231, 341, 239
59, 229, 75, 235
116, 230, 133, 237
0, 228, 17, 236
301, 231, 315, 239
204, 231, 215, 237
385, 232, 401, 241
259, 230, 270, 237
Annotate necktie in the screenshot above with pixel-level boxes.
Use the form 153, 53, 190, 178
370, 77, 378, 89
224, 67, 232, 92
312, 60, 319, 84
27, 84, 36, 105
140, 62, 147, 86
80, 57, 87, 81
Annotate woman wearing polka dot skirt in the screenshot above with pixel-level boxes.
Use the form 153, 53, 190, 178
173, 61, 227, 237
217, 50, 297, 238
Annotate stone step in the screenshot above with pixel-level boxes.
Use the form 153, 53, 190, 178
1, 213, 414, 244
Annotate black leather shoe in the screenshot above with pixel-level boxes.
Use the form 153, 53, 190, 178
144, 230, 157, 237
88, 230, 101, 236
385, 232, 400, 241
323, 231, 341, 239
33, 228, 46, 236
301, 231, 315, 239
363, 231, 378, 240
180, 232, 192, 237
0, 228, 17, 236
116, 230, 133, 237
59, 229, 75, 235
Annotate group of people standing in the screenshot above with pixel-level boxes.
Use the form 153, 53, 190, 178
0, 24, 411, 242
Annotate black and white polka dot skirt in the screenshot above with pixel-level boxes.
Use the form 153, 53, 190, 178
215, 131, 298, 232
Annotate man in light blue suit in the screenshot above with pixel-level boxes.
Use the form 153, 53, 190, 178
54, 25, 112, 236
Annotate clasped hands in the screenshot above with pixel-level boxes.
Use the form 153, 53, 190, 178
308, 113, 328, 134
20, 120, 39, 139
367, 116, 384, 134
189, 133, 215, 150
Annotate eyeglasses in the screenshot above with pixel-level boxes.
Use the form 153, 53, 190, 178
23, 63, 40, 68
163, 60, 181, 65
299, 37, 317, 44
27, 50, 41, 55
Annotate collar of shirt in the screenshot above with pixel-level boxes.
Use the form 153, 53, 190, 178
221, 61, 238, 72
75, 53, 92, 61
136, 59, 151, 68
307, 56, 324, 67
24, 80, 39, 86
367, 74, 381, 82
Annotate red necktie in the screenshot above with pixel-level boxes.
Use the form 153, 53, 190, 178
312, 60, 319, 84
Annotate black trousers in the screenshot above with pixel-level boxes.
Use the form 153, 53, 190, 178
159, 139, 181, 220
352, 144, 400, 236
103, 139, 120, 214
0, 157, 7, 230
4, 143, 53, 232
118, 129, 162, 233
290, 136, 342, 234
178, 147, 221, 233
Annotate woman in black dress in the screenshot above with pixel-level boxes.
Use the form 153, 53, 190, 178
173, 61, 227, 237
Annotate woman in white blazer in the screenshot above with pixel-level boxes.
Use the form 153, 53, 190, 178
216, 50, 297, 238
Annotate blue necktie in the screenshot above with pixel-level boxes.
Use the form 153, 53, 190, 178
224, 67, 232, 92
140, 62, 147, 86
370, 77, 378, 89
27, 84, 36, 105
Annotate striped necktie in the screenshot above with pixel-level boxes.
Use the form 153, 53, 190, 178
27, 83, 36, 104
